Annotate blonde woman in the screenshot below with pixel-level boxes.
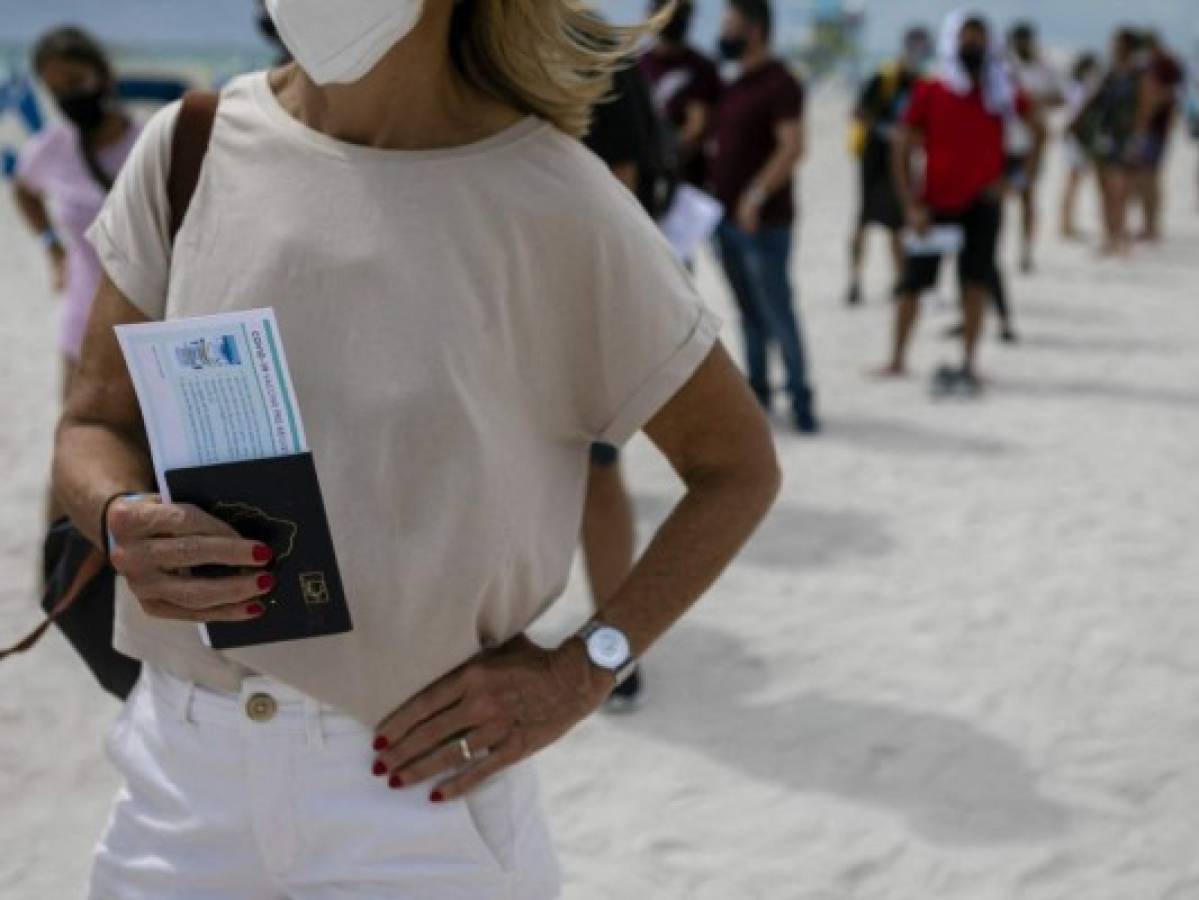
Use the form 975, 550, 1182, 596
55, 0, 780, 895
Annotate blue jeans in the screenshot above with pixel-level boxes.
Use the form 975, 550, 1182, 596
715, 220, 813, 414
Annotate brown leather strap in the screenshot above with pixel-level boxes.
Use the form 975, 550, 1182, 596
168, 90, 220, 244
0, 548, 107, 661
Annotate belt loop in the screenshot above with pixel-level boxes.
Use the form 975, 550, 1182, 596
176, 680, 197, 725
302, 695, 325, 749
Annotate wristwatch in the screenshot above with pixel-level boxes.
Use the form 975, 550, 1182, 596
576, 620, 637, 686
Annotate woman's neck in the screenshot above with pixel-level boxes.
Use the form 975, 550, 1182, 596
270, 22, 521, 151
88, 109, 131, 151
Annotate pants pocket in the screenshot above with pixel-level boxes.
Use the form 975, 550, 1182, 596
456, 766, 517, 874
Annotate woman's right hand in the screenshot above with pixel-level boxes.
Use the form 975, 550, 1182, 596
905, 203, 931, 236
107, 495, 275, 623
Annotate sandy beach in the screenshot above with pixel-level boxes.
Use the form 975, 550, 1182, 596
2, 90, 1198, 899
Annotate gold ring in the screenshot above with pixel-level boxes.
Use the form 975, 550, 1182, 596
457, 736, 473, 763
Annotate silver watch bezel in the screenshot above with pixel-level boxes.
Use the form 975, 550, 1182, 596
577, 621, 636, 685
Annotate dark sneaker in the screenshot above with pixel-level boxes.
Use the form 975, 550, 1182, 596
942, 322, 965, 339
847, 283, 862, 306
954, 369, 984, 397
930, 364, 959, 397
793, 409, 821, 434
605, 666, 644, 713
999, 326, 1019, 344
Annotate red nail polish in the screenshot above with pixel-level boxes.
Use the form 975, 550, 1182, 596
257, 573, 275, 591
372, 735, 388, 751
430, 790, 444, 803
246, 602, 265, 616
252, 543, 273, 562
389, 774, 404, 789
372, 760, 387, 776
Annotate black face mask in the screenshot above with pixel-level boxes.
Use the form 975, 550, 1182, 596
718, 35, 748, 61
56, 88, 106, 133
959, 46, 986, 78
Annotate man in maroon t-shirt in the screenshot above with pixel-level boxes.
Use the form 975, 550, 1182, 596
709, 0, 817, 433
639, 0, 721, 188
879, 14, 1025, 392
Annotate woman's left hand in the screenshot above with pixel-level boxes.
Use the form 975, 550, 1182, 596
372, 634, 612, 801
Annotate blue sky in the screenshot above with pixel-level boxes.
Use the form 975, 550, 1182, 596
0, 0, 1195, 58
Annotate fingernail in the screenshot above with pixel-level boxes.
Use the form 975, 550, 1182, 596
372, 760, 387, 776
389, 774, 404, 789
372, 735, 388, 751
257, 573, 275, 591
252, 543, 273, 562
246, 602, 265, 616
430, 790, 444, 803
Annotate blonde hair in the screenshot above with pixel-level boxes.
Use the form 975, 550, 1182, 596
449, 0, 672, 138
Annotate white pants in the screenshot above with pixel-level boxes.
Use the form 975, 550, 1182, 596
88, 664, 561, 899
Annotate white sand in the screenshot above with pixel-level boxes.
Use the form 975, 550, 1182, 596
3, 92, 1199, 899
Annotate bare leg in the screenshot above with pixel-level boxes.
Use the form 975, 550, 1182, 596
877, 292, 920, 376
1020, 184, 1036, 271
847, 223, 866, 304
961, 282, 987, 376
581, 460, 635, 608
1060, 166, 1084, 238
888, 231, 905, 286
45, 357, 78, 525
1141, 169, 1162, 241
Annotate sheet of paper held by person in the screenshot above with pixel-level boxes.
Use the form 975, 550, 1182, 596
115, 307, 308, 497
116, 308, 315, 649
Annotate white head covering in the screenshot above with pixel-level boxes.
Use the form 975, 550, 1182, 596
936, 8, 1016, 116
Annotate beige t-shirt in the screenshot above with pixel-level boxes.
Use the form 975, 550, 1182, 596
87, 72, 720, 728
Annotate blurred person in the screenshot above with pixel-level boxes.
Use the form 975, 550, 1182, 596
54, 0, 781, 895
1130, 31, 1183, 241
845, 26, 931, 307
639, 0, 721, 191
710, 0, 819, 433
1076, 28, 1144, 256
879, 11, 1029, 393
581, 57, 672, 711
1060, 53, 1101, 239
12, 27, 140, 396
1005, 21, 1059, 273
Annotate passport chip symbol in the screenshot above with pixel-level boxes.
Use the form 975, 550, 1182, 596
300, 572, 330, 605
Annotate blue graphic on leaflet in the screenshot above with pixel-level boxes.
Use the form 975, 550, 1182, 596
174, 334, 242, 370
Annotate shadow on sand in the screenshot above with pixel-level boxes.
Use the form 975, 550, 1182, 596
815, 414, 1016, 458
614, 624, 1071, 846
634, 493, 893, 572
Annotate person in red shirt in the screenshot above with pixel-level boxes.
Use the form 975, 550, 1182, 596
639, 0, 721, 189
709, 0, 817, 432
878, 12, 1026, 393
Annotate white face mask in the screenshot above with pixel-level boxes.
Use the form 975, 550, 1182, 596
265, 0, 427, 85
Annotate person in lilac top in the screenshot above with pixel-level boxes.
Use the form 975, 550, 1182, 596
13, 27, 141, 390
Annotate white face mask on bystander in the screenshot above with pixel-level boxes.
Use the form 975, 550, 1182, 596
265, 0, 427, 85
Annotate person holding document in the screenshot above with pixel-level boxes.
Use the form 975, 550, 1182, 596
53, 0, 780, 896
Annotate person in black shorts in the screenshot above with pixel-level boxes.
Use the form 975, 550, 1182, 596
846, 26, 930, 306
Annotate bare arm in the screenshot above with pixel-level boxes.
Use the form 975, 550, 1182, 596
891, 122, 927, 231
736, 118, 803, 232
677, 99, 709, 157
610, 161, 639, 195
13, 180, 66, 290
55, 275, 273, 621
373, 343, 781, 798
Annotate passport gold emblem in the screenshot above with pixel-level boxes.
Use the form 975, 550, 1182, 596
299, 572, 330, 605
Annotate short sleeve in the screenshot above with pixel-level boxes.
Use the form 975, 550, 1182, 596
903, 80, 932, 129
770, 71, 804, 125
85, 101, 180, 320
14, 129, 56, 193
576, 181, 722, 446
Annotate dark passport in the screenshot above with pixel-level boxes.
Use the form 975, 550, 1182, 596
164, 452, 352, 650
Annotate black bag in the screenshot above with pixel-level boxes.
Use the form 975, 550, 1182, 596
0, 91, 220, 698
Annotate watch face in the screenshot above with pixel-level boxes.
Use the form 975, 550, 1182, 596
587, 626, 631, 670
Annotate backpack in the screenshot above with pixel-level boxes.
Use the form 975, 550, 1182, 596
0, 90, 220, 699
617, 65, 681, 220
